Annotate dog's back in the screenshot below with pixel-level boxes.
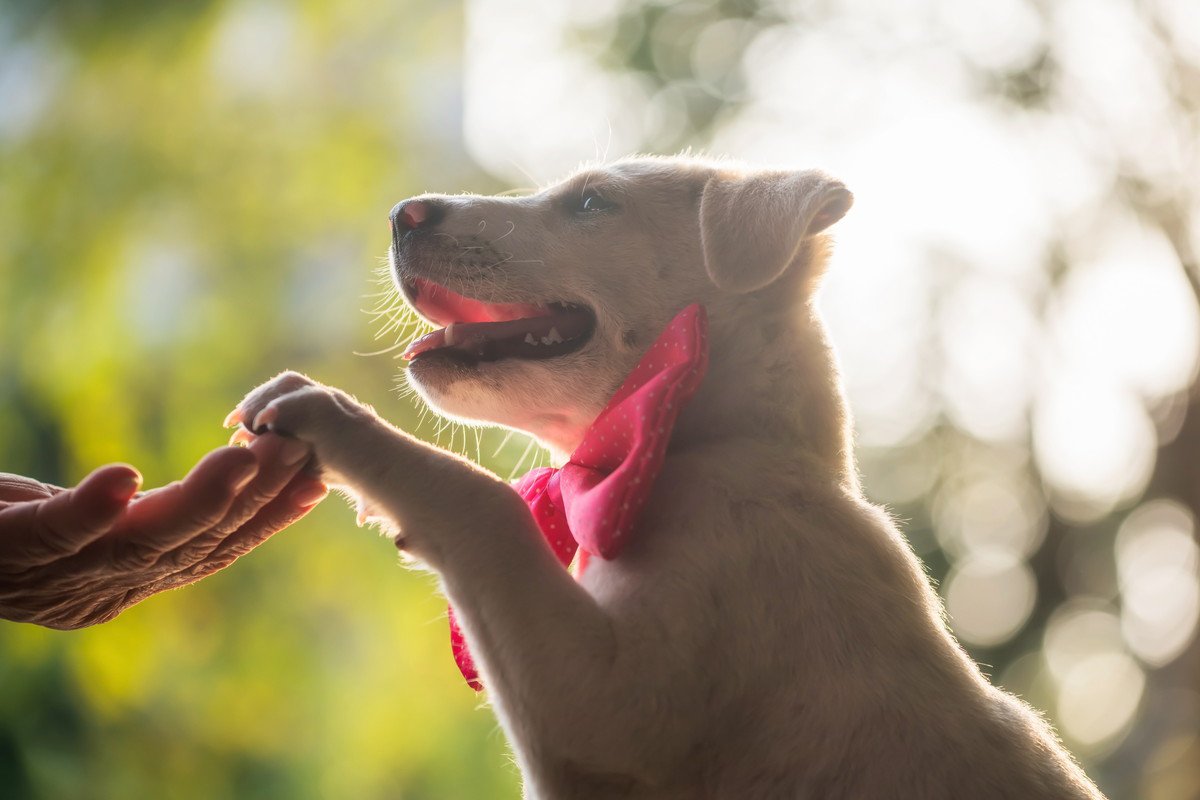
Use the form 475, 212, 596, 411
573, 449, 1103, 799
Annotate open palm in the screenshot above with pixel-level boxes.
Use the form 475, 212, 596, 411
0, 434, 326, 629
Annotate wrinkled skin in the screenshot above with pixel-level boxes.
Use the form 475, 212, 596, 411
0, 434, 327, 630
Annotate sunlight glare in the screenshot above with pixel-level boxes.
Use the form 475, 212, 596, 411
1051, 219, 1200, 400
464, 0, 647, 184
1043, 601, 1125, 682
1116, 500, 1200, 667
934, 472, 1047, 560
1032, 370, 1156, 521
944, 551, 1037, 647
938, 274, 1038, 441
1057, 651, 1145, 753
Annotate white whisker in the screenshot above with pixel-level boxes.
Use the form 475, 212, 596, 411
354, 341, 409, 357
493, 220, 517, 242
492, 429, 515, 458
509, 436, 538, 481
507, 159, 541, 188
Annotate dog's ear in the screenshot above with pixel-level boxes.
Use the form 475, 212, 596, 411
699, 169, 853, 294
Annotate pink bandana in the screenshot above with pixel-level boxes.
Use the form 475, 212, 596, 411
449, 303, 710, 690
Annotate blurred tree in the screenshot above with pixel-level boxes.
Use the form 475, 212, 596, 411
565, 1, 1200, 798
1, 1, 526, 798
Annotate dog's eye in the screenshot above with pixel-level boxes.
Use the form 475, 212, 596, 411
577, 191, 616, 214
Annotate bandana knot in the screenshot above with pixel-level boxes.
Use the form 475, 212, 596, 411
450, 303, 709, 690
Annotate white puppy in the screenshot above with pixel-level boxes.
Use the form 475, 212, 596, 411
233, 156, 1106, 799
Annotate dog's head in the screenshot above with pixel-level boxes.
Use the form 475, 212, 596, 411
389, 156, 852, 453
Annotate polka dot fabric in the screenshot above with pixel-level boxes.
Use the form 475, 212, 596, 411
450, 304, 710, 691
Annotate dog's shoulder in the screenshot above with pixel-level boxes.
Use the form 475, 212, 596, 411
589, 438, 867, 614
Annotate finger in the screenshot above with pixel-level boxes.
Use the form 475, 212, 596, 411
0, 465, 141, 566
151, 434, 311, 570
0, 474, 57, 505
218, 433, 312, 531
214, 475, 328, 563
154, 472, 328, 590
217, 473, 329, 561
114, 448, 258, 560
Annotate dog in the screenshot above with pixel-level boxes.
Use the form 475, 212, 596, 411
231, 156, 1107, 799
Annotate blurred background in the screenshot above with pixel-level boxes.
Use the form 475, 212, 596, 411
1, 0, 1197, 797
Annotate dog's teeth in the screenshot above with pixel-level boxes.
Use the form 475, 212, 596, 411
524, 333, 537, 345
543, 327, 564, 345
444, 323, 458, 346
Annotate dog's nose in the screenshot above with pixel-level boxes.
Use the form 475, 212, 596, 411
390, 199, 444, 232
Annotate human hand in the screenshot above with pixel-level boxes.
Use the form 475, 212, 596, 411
0, 434, 328, 629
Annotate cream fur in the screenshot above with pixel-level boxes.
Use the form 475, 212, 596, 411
235, 156, 1107, 799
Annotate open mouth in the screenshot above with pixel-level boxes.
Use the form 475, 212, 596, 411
400, 276, 595, 364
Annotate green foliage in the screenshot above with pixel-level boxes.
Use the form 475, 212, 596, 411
1, 1, 524, 797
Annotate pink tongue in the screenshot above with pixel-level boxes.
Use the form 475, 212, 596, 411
404, 329, 448, 359
412, 277, 545, 325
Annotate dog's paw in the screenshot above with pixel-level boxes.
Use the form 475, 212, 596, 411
227, 371, 369, 452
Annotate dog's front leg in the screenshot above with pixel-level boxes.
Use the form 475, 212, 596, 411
231, 373, 696, 784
